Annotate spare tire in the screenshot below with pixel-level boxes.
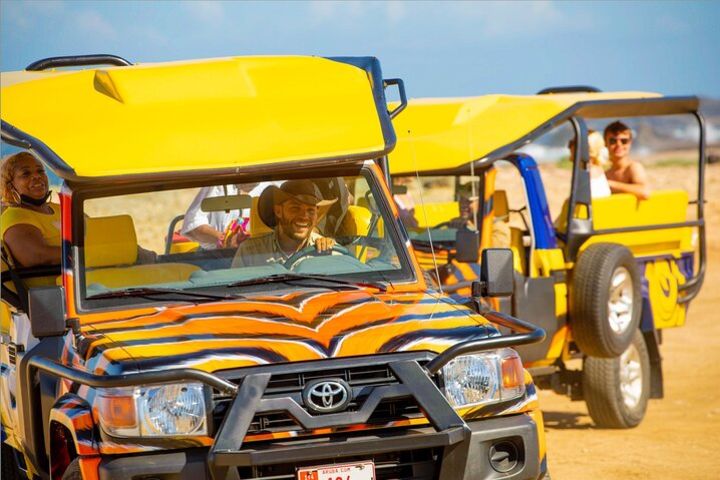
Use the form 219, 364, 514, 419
571, 243, 641, 357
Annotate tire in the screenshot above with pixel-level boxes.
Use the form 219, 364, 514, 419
1, 443, 22, 480
583, 330, 650, 428
571, 243, 641, 358
61, 458, 82, 480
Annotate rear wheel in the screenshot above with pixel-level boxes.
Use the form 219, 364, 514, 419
583, 330, 650, 428
571, 243, 641, 357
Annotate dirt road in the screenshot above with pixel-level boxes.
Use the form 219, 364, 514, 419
540, 163, 720, 479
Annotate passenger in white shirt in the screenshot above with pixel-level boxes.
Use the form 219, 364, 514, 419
181, 183, 266, 250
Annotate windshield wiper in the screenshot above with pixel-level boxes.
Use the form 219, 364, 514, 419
87, 287, 241, 301
227, 273, 387, 292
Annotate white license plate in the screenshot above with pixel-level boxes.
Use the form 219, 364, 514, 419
297, 461, 375, 480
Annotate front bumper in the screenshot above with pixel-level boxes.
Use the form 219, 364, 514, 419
97, 414, 543, 480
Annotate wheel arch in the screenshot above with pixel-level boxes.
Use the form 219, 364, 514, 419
49, 394, 99, 478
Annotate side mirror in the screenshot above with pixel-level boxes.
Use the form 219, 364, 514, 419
454, 227, 480, 263
28, 286, 67, 338
200, 194, 252, 213
471, 248, 514, 298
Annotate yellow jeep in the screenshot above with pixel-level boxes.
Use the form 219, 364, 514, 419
1, 55, 548, 480
389, 89, 707, 428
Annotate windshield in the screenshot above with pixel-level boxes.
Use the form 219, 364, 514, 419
79, 169, 412, 309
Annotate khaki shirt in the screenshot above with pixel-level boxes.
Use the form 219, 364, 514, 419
232, 230, 323, 268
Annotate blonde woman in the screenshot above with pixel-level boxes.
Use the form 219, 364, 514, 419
1, 152, 61, 268
569, 130, 611, 198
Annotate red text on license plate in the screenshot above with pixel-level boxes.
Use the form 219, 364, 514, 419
297, 461, 375, 480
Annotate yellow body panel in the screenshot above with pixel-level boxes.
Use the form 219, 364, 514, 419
389, 92, 660, 174
1, 57, 388, 178
644, 258, 688, 328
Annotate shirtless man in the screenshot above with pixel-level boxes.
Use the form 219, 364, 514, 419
231, 180, 336, 268
604, 121, 651, 200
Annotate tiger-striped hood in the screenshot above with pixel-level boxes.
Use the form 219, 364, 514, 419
76, 288, 498, 376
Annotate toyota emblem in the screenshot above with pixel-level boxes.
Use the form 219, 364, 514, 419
302, 378, 352, 414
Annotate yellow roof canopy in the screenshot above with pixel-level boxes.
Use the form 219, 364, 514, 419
389, 92, 700, 175
1, 56, 395, 181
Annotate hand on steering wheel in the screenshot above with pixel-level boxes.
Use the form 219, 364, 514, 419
284, 244, 351, 270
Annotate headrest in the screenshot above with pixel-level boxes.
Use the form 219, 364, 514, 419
85, 215, 138, 268
250, 196, 273, 237
493, 190, 509, 222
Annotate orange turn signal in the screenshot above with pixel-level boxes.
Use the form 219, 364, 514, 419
501, 354, 524, 390
98, 394, 137, 429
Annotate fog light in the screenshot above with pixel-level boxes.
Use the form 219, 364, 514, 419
489, 440, 519, 473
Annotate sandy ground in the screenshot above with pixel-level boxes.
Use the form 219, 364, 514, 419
536, 162, 720, 479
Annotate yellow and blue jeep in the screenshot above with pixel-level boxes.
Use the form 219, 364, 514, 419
389, 89, 707, 428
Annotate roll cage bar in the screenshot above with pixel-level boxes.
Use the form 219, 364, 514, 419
394, 96, 706, 304
564, 112, 707, 304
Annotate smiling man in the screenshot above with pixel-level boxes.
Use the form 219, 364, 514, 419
231, 180, 337, 268
604, 121, 651, 200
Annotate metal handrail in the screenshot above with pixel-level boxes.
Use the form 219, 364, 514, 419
424, 310, 545, 375
26, 54, 132, 71
28, 356, 238, 395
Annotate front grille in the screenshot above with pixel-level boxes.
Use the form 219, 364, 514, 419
264, 364, 398, 393
212, 362, 428, 438
236, 447, 441, 480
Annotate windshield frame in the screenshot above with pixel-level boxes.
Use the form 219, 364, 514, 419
71, 161, 418, 313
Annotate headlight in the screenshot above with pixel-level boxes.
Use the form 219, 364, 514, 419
440, 348, 525, 408
98, 383, 207, 437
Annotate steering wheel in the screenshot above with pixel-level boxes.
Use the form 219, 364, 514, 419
284, 244, 352, 270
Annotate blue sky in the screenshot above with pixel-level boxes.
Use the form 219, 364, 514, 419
1, 0, 719, 98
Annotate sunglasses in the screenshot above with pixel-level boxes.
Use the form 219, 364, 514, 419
608, 137, 631, 145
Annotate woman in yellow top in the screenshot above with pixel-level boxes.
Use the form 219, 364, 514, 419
1, 151, 61, 267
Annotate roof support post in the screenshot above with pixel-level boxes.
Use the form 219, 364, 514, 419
564, 116, 593, 262
678, 111, 707, 302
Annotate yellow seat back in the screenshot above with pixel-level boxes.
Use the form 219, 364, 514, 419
250, 196, 273, 237
413, 201, 459, 228
85, 215, 138, 267
84, 215, 199, 289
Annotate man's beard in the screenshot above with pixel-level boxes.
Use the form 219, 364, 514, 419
279, 216, 310, 242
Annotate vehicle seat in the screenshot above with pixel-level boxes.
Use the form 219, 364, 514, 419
250, 196, 273, 237
84, 215, 199, 288
335, 205, 381, 261
413, 201, 459, 229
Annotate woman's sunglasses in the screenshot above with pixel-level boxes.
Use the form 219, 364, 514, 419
608, 137, 631, 145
